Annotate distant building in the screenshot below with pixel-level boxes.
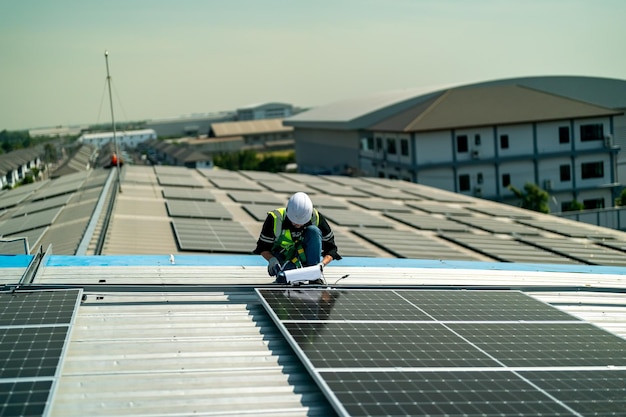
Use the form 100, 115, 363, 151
0, 147, 44, 189
209, 118, 294, 151
78, 129, 157, 149
145, 113, 235, 138
236, 103, 293, 121
285, 76, 626, 213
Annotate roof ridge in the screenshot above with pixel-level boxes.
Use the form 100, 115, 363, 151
404, 89, 452, 131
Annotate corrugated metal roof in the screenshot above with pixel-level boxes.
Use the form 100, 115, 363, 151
1, 257, 620, 416
211, 119, 292, 137
3, 163, 626, 416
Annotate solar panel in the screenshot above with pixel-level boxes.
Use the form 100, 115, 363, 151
349, 199, 412, 212
0, 290, 81, 326
321, 208, 394, 228
209, 178, 264, 191
467, 205, 535, 219
517, 217, 616, 239
157, 174, 205, 188
0, 290, 81, 417
0, 206, 63, 235
384, 211, 470, 232
171, 218, 255, 253
31, 178, 85, 201
11, 194, 72, 217
196, 168, 243, 180
353, 228, 481, 260
227, 191, 283, 205
161, 187, 216, 201
449, 215, 542, 235
257, 289, 626, 417
258, 181, 317, 194
241, 204, 279, 222
518, 236, 626, 266
440, 232, 581, 264
166, 200, 232, 220
309, 183, 370, 198
405, 201, 473, 216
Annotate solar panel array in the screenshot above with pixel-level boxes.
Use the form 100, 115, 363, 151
171, 218, 255, 253
257, 288, 626, 417
440, 232, 582, 264
353, 228, 480, 260
0, 290, 81, 417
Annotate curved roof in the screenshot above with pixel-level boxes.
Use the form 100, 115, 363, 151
284, 76, 626, 130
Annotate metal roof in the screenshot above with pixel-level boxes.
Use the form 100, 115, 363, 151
1, 256, 625, 417
370, 84, 622, 132
284, 76, 626, 130
3, 165, 626, 416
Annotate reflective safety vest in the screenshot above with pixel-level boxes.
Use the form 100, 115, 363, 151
269, 208, 320, 265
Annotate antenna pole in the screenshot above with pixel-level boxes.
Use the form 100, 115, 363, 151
105, 50, 122, 193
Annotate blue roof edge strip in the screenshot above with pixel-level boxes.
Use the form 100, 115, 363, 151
0, 254, 32, 267
6, 254, 620, 275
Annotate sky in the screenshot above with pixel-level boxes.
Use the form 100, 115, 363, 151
1, 0, 624, 131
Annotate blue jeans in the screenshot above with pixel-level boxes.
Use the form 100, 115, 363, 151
276, 225, 322, 271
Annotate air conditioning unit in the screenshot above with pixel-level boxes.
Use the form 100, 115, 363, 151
473, 186, 482, 196
471, 150, 480, 159
543, 180, 552, 191
605, 134, 613, 148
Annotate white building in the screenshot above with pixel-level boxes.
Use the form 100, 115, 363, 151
78, 129, 157, 149
236, 102, 293, 121
285, 76, 626, 212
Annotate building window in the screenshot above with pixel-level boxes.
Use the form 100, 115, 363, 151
400, 139, 409, 156
474, 134, 481, 146
387, 138, 397, 155
459, 174, 471, 191
477, 173, 483, 184
367, 137, 374, 150
376, 137, 383, 152
580, 124, 604, 141
500, 134, 509, 149
583, 198, 605, 210
581, 161, 604, 179
559, 126, 570, 144
502, 173, 511, 187
457, 135, 468, 153
559, 164, 571, 181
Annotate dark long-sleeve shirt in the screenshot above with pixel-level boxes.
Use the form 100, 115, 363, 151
253, 210, 341, 260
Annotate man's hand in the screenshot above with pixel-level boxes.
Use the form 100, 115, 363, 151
267, 257, 281, 276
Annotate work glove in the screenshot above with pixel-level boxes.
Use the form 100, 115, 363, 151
267, 257, 281, 277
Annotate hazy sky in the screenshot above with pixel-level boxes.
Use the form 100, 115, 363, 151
1, 0, 624, 131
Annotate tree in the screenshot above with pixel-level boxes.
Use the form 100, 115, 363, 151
507, 182, 550, 213
616, 188, 626, 206
564, 200, 584, 212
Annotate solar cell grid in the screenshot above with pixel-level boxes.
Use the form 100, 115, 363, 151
398, 290, 579, 322
262, 289, 433, 321
320, 370, 571, 417
0, 290, 81, 326
257, 288, 626, 417
285, 321, 500, 368
0, 327, 68, 379
450, 322, 626, 367
0, 380, 52, 417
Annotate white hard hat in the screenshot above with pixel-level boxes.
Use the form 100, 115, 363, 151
286, 192, 313, 224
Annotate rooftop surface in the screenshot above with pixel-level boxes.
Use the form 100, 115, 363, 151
2, 165, 626, 416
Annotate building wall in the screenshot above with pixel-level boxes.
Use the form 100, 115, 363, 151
295, 129, 360, 174
358, 116, 619, 209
